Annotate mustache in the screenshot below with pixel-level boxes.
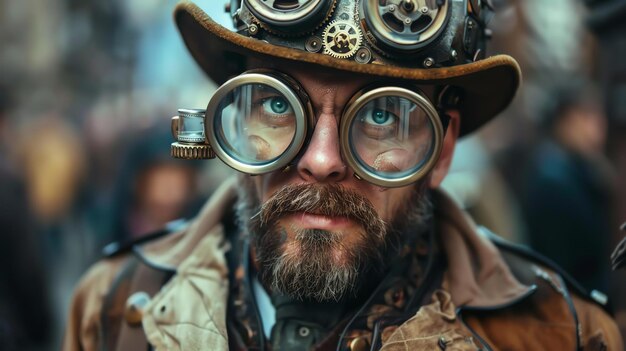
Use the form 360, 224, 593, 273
254, 183, 386, 236
252, 183, 388, 301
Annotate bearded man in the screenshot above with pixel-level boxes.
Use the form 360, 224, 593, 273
63, 0, 623, 350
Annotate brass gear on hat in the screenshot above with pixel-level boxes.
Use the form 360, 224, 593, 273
322, 20, 363, 59
171, 142, 215, 160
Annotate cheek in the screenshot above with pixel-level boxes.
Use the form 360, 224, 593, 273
361, 186, 414, 222
251, 176, 263, 201
253, 172, 286, 203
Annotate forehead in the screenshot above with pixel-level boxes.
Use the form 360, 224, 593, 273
247, 58, 437, 99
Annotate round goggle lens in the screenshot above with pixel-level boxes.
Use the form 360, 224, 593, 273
213, 83, 297, 165
348, 95, 436, 179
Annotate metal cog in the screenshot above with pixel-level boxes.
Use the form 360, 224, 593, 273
312, 0, 337, 33
170, 142, 215, 160
322, 20, 363, 59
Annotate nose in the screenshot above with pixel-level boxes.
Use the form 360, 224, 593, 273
296, 112, 348, 183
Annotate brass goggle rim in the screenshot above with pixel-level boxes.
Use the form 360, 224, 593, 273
246, 0, 326, 23
205, 72, 313, 175
340, 86, 444, 188
204, 72, 444, 188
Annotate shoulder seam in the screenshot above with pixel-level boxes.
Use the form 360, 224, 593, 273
479, 226, 610, 312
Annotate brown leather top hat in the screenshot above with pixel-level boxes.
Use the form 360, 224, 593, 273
174, 0, 521, 136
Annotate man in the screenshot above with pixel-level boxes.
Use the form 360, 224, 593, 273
0, 84, 52, 350
64, 1, 623, 350
521, 84, 613, 292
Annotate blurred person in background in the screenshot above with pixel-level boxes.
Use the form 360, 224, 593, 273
0, 1, 224, 349
521, 83, 614, 292
19, 116, 87, 227
0, 84, 52, 350
441, 137, 528, 243
110, 124, 206, 243
18, 110, 93, 351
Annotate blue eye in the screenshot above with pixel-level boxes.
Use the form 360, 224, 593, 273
362, 108, 396, 126
262, 97, 292, 115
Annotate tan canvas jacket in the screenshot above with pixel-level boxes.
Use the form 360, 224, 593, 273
63, 179, 624, 350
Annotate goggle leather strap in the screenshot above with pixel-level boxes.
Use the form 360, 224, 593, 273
437, 85, 463, 137
439, 113, 451, 136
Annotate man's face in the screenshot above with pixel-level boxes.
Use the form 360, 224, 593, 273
236, 64, 436, 301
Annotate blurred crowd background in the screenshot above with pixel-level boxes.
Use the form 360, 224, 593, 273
0, 0, 625, 350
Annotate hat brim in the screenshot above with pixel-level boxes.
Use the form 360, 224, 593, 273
174, 2, 521, 136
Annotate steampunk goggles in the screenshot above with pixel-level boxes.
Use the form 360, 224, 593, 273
171, 70, 450, 188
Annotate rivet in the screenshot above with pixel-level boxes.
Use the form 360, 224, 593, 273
305, 36, 323, 53
355, 47, 372, 64
125, 292, 150, 326
349, 336, 370, 351
404, 17, 412, 24
249, 24, 259, 35
421, 6, 429, 13
402, 0, 415, 12
423, 57, 435, 67
389, 5, 396, 12
298, 326, 310, 337
438, 336, 451, 350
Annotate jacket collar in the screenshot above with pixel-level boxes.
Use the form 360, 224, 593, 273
431, 190, 532, 308
133, 177, 238, 272
134, 180, 532, 309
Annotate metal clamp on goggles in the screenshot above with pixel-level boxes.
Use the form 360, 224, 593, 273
171, 70, 446, 187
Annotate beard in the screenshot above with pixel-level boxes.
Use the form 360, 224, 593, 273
235, 177, 432, 302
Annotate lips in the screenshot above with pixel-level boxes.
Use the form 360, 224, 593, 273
256, 183, 384, 238
282, 211, 355, 231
